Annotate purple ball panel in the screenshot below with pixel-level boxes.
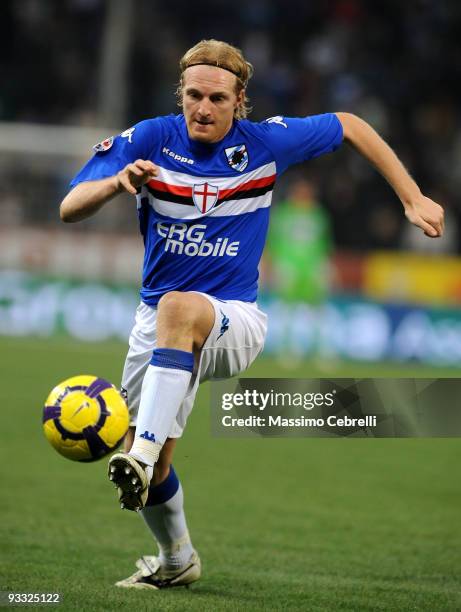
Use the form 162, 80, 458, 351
85, 378, 113, 399
43, 405, 61, 423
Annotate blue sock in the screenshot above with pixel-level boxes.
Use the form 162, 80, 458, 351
146, 465, 179, 506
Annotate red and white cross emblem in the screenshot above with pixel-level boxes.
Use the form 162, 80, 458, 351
192, 182, 219, 214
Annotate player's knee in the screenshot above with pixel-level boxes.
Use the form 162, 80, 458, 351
158, 291, 197, 327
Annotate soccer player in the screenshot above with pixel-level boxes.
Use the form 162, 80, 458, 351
60, 39, 444, 590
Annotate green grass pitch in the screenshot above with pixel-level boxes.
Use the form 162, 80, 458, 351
1, 336, 460, 611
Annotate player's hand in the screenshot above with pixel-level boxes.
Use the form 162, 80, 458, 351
116, 159, 158, 195
404, 195, 445, 238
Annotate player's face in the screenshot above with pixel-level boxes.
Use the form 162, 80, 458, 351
182, 65, 244, 143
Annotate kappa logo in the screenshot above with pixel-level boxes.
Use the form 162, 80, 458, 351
162, 147, 194, 165
93, 136, 114, 152
217, 310, 230, 340
265, 115, 288, 128
225, 144, 249, 172
121, 127, 135, 143
140, 431, 156, 442
192, 182, 220, 214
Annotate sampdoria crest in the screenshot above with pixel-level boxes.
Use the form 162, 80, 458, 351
224, 144, 249, 172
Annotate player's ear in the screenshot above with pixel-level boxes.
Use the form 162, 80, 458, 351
235, 88, 245, 110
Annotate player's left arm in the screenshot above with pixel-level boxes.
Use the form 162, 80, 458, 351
336, 112, 444, 237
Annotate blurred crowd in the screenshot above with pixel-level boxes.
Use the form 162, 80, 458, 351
1, 0, 461, 252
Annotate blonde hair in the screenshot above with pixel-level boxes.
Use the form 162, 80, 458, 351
176, 39, 253, 120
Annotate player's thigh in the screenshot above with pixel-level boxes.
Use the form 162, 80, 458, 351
156, 290, 215, 351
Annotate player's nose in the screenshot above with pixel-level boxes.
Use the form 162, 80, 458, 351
197, 98, 212, 116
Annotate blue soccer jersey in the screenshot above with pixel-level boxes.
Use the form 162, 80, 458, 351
71, 113, 343, 305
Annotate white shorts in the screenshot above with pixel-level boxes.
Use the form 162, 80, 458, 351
121, 293, 267, 438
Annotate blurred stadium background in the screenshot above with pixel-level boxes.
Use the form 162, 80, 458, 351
2, 1, 461, 610
2, 0, 461, 367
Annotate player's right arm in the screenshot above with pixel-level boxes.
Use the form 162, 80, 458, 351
60, 118, 164, 223
60, 159, 158, 223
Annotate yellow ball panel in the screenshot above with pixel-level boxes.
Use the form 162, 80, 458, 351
98, 387, 130, 447
43, 419, 91, 461
59, 393, 100, 433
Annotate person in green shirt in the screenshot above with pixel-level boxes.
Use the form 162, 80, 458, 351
267, 176, 332, 304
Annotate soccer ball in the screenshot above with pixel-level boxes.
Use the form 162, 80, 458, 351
43, 375, 129, 462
